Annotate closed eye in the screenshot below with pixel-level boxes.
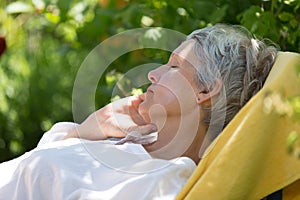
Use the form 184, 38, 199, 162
170, 65, 179, 69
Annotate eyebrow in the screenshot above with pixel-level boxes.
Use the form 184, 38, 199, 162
170, 51, 197, 70
169, 53, 183, 65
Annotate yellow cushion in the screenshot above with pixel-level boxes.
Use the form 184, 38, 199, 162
177, 52, 300, 200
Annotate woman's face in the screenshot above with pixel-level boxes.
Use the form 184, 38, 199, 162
139, 39, 201, 125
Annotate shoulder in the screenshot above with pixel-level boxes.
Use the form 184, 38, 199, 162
37, 122, 78, 146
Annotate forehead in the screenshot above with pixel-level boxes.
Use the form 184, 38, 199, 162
174, 39, 195, 55
171, 39, 198, 67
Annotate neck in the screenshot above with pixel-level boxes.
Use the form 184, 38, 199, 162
143, 110, 208, 164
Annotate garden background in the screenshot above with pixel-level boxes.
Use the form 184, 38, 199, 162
0, 0, 299, 162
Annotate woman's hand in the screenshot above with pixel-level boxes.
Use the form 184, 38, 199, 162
63, 95, 157, 140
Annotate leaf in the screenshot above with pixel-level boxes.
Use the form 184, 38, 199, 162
131, 88, 143, 96
208, 5, 228, 23
32, 0, 45, 10
286, 131, 299, 154
6, 1, 34, 14
45, 13, 60, 24
55, 23, 77, 42
278, 12, 294, 22
289, 19, 298, 29
290, 96, 300, 118
240, 5, 262, 31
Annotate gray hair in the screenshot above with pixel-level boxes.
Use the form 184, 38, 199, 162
187, 24, 278, 138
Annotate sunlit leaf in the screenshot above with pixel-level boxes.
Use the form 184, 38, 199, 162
290, 96, 300, 118
9, 140, 24, 155
56, 23, 77, 42
6, 1, 34, 14
152, 0, 167, 9
111, 95, 121, 102
287, 131, 298, 153
45, 13, 60, 24
141, 16, 154, 27
131, 88, 143, 96
32, 0, 45, 11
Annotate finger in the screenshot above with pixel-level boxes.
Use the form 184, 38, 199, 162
130, 123, 157, 135
127, 99, 147, 125
138, 93, 146, 101
129, 108, 146, 125
130, 94, 144, 109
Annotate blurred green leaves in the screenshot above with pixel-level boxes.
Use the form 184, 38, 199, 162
287, 131, 300, 158
0, 0, 300, 162
263, 64, 300, 159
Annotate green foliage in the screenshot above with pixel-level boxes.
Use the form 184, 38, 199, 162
239, 0, 300, 51
287, 131, 300, 158
0, 0, 300, 162
263, 64, 300, 158
287, 64, 300, 158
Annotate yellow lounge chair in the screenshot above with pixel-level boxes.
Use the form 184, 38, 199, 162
177, 52, 300, 200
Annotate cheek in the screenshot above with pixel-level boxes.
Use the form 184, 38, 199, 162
138, 88, 180, 123
139, 73, 198, 120
154, 88, 178, 108
159, 75, 198, 111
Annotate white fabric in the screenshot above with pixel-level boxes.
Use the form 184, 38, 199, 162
0, 122, 196, 200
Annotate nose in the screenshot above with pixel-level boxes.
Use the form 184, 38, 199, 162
148, 70, 157, 83
148, 67, 160, 83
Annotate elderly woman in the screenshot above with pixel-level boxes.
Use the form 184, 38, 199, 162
0, 24, 277, 199
65, 24, 277, 163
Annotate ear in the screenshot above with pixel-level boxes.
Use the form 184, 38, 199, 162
196, 79, 222, 104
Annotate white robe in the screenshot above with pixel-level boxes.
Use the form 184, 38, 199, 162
0, 122, 196, 200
